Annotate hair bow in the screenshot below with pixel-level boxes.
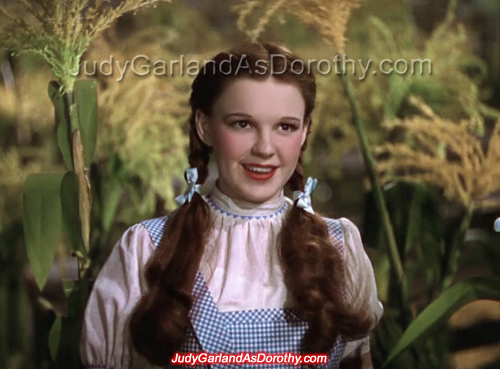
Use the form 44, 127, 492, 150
175, 167, 201, 206
293, 177, 318, 214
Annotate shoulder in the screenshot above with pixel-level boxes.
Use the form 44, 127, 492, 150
140, 214, 172, 249
336, 217, 367, 261
326, 215, 364, 246
320, 216, 361, 260
320, 216, 359, 238
108, 213, 174, 260
320, 216, 344, 256
140, 213, 174, 249
97, 214, 175, 276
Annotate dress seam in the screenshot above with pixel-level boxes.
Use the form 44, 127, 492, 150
205, 196, 289, 220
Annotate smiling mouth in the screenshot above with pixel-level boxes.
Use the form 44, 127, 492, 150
242, 164, 277, 173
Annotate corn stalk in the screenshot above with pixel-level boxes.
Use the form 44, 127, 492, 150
340, 71, 405, 284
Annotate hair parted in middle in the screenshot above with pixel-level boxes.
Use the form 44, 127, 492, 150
129, 41, 376, 366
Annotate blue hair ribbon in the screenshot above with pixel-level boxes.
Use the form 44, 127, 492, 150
175, 167, 201, 206
293, 177, 318, 214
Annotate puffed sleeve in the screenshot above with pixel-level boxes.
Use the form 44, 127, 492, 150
338, 217, 384, 359
80, 223, 162, 369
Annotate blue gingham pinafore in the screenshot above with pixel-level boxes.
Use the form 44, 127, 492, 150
142, 212, 347, 369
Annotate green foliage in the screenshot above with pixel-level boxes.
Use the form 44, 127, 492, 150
61, 172, 87, 258
364, 180, 500, 368
372, 315, 418, 369
49, 81, 74, 171
22, 172, 67, 289
0, 223, 32, 369
329, 0, 500, 159
365, 183, 444, 298
74, 80, 98, 167
96, 73, 190, 215
14, 60, 101, 367
48, 318, 62, 362
383, 277, 500, 367
49, 282, 87, 368
0, 0, 171, 92
14, 76, 101, 368
0, 150, 45, 234
306, 74, 367, 180
125, 1, 224, 54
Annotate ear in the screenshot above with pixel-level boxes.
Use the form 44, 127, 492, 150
300, 118, 310, 146
195, 109, 213, 147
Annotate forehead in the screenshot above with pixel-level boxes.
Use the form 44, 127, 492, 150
212, 77, 305, 120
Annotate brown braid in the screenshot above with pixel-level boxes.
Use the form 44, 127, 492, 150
281, 158, 372, 353
129, 112, 213, 365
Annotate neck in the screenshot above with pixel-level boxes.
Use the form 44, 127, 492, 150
207, 184, 288, 218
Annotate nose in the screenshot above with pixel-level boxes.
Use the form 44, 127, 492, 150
250, 130, 275, 159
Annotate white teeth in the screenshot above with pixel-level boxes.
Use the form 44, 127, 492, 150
244, 165, 274, 173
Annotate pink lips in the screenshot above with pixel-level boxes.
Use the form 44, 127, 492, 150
242, 163, 278, 181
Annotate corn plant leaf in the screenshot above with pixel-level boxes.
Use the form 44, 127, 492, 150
60, 172, 87, 258
407, 183, 443, 292
49, 316, 82, 369
74, 80, 98, 167
372, 315, 417, 369
383, 277, 500, 367
49, 82, 73, 171
53, 283, 85, 369
370, 249, 390, 303
23, 173, 66, 289
404, 184, 424, 254
48, 317, 62, 362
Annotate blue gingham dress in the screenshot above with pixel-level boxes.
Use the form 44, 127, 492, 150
142, 209, 347, 369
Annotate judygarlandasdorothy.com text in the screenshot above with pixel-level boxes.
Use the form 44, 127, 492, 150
69, 53, 433, 82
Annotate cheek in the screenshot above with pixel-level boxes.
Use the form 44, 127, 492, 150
213, 130, 248, 162
278, 135, 304, 165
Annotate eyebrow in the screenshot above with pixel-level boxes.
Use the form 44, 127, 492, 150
223, 112, 302, 123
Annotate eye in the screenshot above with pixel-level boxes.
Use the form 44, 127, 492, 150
232, 120, 251, 129
279, 123, 298, 132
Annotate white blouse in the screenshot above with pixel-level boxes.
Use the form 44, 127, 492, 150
80, 185, 383, 369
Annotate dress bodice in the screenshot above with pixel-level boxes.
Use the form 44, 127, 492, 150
142, 207, 347, 369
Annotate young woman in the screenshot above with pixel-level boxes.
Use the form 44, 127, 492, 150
80, 42, 383, 369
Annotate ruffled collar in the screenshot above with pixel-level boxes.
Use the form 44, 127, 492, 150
206, 184, 288, 219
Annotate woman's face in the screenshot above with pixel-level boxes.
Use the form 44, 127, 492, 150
196, 77, 309, 204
